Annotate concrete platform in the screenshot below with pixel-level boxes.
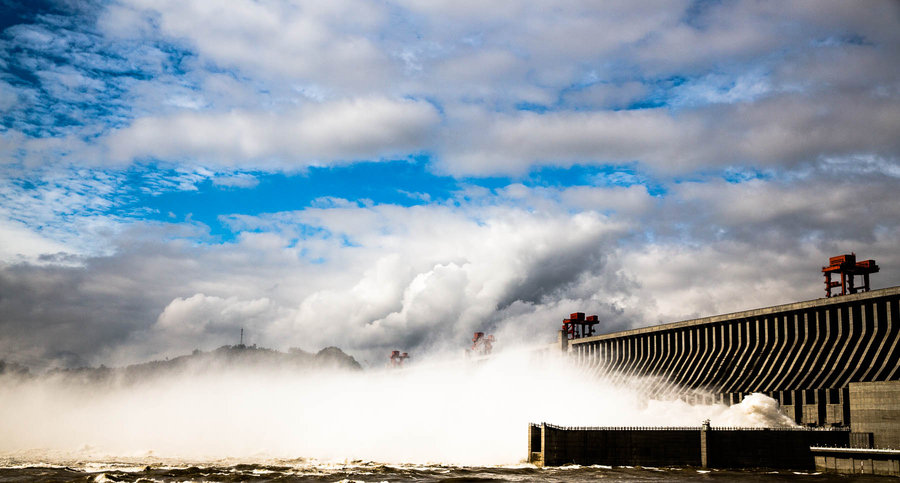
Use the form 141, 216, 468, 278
812, 446, 900, 476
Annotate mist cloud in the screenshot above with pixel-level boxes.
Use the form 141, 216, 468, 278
0, 351, 795, 465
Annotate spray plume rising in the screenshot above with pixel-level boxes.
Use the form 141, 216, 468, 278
0, 347, 793, 466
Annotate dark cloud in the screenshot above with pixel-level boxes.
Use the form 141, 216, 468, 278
661, 172, 900, 248
0, 260, 159, 368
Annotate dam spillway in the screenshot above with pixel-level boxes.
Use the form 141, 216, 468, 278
569, 286, 900, 423
533, 284, 900, 468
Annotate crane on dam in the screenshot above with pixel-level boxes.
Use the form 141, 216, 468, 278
561, 312, 600, 340
389, 350, 409, 368
822, 253, 879, 298
469, 332, 495, 356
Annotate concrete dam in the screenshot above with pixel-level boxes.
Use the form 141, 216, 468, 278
565, 286, 900, 428
531, 257, 900, 472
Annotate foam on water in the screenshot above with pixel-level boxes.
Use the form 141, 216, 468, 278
0, 459, 835, 483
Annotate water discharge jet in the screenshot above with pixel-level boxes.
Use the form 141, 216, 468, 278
0, 346, 791, 467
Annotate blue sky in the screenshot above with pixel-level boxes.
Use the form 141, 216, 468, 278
1, 0, 899, 368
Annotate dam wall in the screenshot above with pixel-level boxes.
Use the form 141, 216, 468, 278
813, 447, 900, 476
530, 424, 699, 467
528, 423, 852, 468
570, 286, 900, 402
849, 381, 900, 449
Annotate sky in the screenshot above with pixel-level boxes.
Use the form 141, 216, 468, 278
1, 0, 899, 369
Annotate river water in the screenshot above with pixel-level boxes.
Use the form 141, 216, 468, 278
0, 460, 888, 482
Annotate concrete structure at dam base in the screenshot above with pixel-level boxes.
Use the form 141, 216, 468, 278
812, 447, 900, 476
530, 380, 900, 471
528, 423, 853, 469
534, 285, 900, 473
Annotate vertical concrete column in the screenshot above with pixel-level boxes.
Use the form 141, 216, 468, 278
541, 423, 549, 466
887, 301, 900, 380
817, 388, 827, 426
616, 338, 624, 372
667, 331, 676, 370
625, 336, 631, 372
792, 389, 803, 425
861, 301, 885, 381
528, 424, 537, 462
558, 329, 568, 353
841, 387, 851, 426
700, 420, 710, 468
527, 423, 547, 466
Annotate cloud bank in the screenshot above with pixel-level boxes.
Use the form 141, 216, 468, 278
0, 0, 898, 368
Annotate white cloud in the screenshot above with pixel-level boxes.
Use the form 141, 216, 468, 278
150, 293, 283, 353
668, 72, 773, 107
2, 192, 634, 366
104, 98, 440, 167
112, 0, 393, 92
3, 0, 900, 371
212, 173, 259, 189
6, 0, 898, 177
0, 218, 72, 263
436, 106, 707, 175
433, 88, 900, 176
0, 81, 20, 111
560, 185, 655, 217
3, 169, 900, 369
562, 82, 650, 110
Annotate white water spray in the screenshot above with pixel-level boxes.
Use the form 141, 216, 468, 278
0, 348, 793, 466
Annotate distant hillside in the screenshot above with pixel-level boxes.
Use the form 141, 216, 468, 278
0, 359, 30, 377
1, 345, 362, 382
118, 344, 363, 378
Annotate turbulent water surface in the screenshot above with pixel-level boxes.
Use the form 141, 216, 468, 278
0, 461, 888, 483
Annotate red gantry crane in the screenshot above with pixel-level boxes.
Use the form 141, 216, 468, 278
470, 332, 495, 356
822, 253, 879, 298
389, 350, 409, 368
561, 312, 600, 340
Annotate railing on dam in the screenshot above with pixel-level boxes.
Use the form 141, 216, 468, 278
569, 286, 900, 398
